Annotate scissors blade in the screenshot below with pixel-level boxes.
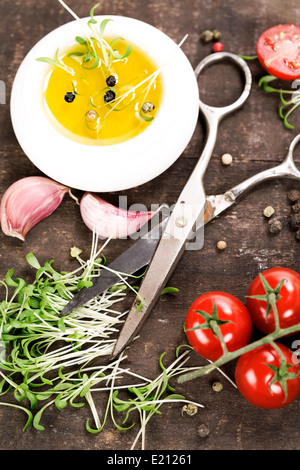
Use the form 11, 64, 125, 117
111, 236, 188, 358
112, 179, 207, 358
60, 218, 168, 317
112, 191, 238, 358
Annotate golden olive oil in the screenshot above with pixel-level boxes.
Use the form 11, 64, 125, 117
43, 38, 163, 146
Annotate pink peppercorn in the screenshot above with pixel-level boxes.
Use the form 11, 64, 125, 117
213, 42, 223, 52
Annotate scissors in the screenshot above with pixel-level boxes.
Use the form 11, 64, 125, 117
60, 52, 300, 357
111, 51, 252, 357
111, 51, 300, 358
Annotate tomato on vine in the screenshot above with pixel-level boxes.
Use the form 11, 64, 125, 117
184, 292, 252, 361
235, 342, 300, 409
247, 267, 300, 335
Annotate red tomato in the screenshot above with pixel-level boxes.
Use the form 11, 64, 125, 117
184, 292, 252, 361
247, 267, 300, 335
235, 342, 300, 409
257, 24, 300, 80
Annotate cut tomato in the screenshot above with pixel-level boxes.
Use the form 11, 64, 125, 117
257, 24, 300, 80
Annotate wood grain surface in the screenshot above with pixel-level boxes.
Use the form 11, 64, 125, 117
0, 0, 299, 452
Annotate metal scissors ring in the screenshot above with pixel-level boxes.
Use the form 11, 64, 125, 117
112, 52, 253, 357
192, 52, 252, 197
196, 51, 252, 122
198, 132, 300, 231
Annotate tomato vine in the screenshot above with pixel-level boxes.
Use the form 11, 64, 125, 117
178, 271, 300, 385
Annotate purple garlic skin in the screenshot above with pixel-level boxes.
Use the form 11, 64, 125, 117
0, 176, 69, 241
80, 192, 154, 239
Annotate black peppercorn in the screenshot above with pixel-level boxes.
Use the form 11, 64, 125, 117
287, 189, 300, 203
292, 202, 300, 213
64, 92, 76, 103
104, 90, 116, 103
289, 213, 300, 230
268, 218, 282, 234
106, 75, 117, 87
198, 423, 210, 438
296, 229, 300, 241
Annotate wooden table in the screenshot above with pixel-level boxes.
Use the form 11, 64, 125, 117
0, 0, 299, 452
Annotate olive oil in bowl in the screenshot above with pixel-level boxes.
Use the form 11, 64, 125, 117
42, 36, 163, 146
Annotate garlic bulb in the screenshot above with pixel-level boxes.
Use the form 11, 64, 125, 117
80, 193, 154, 239
0, 176, 69, 241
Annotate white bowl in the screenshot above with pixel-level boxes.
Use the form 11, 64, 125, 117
10, 16, 199, 192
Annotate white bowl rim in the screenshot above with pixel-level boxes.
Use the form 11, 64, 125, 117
10, 15, 200, 192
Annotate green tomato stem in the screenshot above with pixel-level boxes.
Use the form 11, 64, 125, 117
177, 322, 300, 384
210, 319, 229, 356
268, 292, 280, 331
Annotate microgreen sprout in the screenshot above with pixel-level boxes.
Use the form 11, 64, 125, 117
101, 69, 161, 123
109, 350, 204, 450
238, 54, 258, 61
259, 74, 300, 129
36, 1, 161, 135
36, 48, 76, 77
0, 234, 203, 449
37, 1, 132, 84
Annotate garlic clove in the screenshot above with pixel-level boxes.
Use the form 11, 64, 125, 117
0, 176, 69, 241
80, 192, 155, 239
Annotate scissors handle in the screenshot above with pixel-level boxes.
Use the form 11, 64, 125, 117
161, 53, 253, 240
229, 133, 300, 200
195, 52, 252, 118
194, 52, 252, 182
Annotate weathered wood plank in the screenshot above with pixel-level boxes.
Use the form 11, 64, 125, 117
0, 0, 299, 451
